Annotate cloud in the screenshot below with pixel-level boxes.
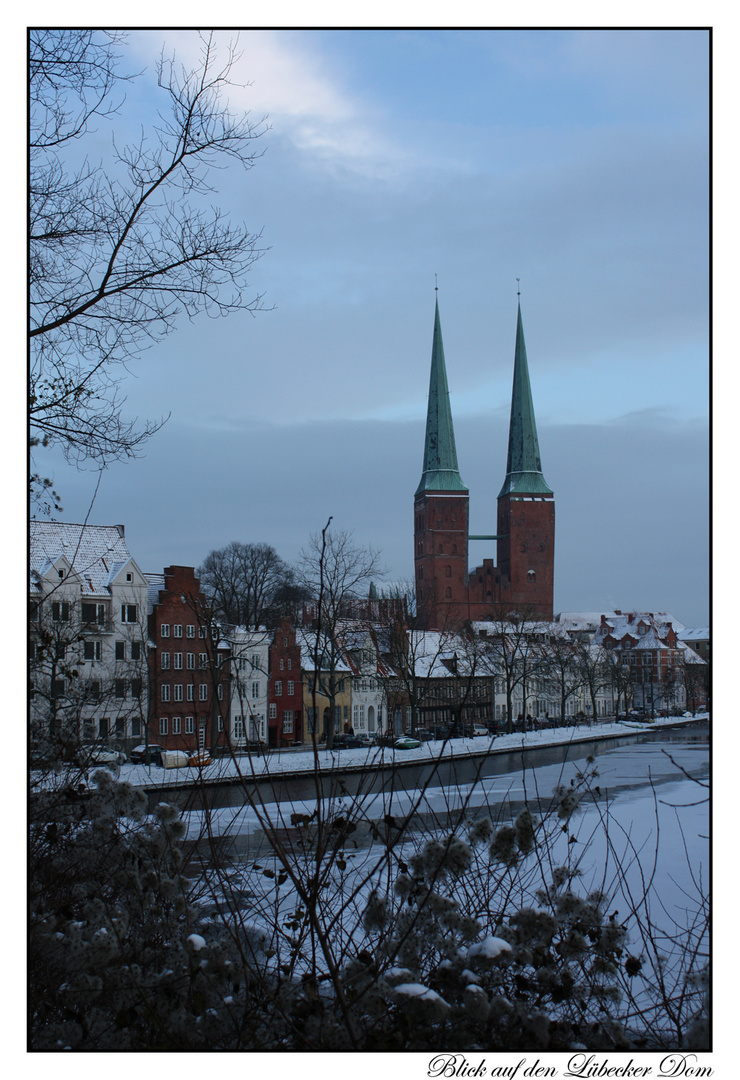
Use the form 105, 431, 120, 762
129, 29, 412, 180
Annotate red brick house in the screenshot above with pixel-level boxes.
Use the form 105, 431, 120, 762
267, 618, 303, 748
147, 565, 228, 753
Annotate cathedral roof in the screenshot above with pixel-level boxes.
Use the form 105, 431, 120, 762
498, 302, 553, 498
416, 297, 468, 496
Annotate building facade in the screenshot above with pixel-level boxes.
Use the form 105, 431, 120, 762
147, 565, 228, 753
30, 522, 150, 750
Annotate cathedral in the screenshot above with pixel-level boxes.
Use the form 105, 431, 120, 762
414, 296, 555, 630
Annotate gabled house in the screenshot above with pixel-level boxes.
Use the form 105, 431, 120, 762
147, 565, 228, 754
30, 521, 149, 748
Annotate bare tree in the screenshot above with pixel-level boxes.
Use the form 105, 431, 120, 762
541, 626, 584, 724
478, 605, 539, 733
298, 523, 384, 748
198, 541, 305, 629
30, 30, 268, 502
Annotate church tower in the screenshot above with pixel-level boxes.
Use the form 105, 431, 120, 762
495, 301, 554, 619
414, 297, 470, 629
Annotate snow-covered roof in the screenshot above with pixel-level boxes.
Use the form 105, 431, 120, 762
679, 627, 710, 642
31, 521, 136, 597
295, 628, 352, 673
146, 573, 165, 613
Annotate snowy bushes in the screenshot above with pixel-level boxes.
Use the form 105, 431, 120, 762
29, 751, 709, 1050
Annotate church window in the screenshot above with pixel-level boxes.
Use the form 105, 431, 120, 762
527, 570, 536, 583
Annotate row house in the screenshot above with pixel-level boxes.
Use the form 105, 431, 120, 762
30, 522, 150, 749
336, 624, 392, 737
225, 626, 270, 746
269, 619, 304, 747
592, 612, 706, 715
296, 626, 352, 743
147, 566, 229, 753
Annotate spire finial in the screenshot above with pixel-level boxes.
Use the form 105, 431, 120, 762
516, 277, 521, 298
435, 273, 438, 293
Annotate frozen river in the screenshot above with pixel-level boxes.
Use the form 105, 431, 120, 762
185, 723, 709, 906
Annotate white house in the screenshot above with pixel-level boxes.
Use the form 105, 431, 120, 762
30, 521, 150, 746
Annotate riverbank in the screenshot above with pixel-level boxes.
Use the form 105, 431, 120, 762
120, 712, 709, 791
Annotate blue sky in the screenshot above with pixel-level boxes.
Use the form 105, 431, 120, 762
34, 27, 710, 625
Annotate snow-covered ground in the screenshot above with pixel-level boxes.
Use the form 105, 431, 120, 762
119, 712, 709, 790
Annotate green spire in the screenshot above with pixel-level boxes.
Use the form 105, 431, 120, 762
416, 297, 468, 496
498, 302, 553, 498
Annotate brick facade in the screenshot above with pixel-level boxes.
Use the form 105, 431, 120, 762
147, 565, 227, 753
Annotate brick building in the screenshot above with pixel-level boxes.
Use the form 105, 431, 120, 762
267, 618, 304, 747
147, 565, 228, 753
415, 296, 554, 630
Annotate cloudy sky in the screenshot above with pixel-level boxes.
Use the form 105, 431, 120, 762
37, 28, 710, 626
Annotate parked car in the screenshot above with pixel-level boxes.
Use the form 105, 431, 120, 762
412, 730, 438, 742
373, 733, 399, 747
394, 736, 422, 750
331, 735, 370, 750
188, 751, 212, 767
130, 744, 164, 766
78, 746, 127, 770
472, 725, 489, 737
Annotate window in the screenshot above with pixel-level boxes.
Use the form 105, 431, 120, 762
121, 604, 137, 623
174, 652, 183, 670
161, 624, 170, 638
186, 625, 195, 638
87, 680, 101, 701
185, 716, 194, 734
280, 658, 284, 670
55, 643, 66, 661
187, 684, 194, 702
252, 682, 260, 699
99, 716, 108, 737
52, 602, 70, 622
199, 626, 207, 639
282, 711, 294, 734
527, 570, 536, 583
84, 640, 102, 661
161, 684, 170, 702
161, 652, 170, 670
115, 641, 125, 661
217, 715, 224, 732
131, 641, 141, 661
115, 679, 126, 699
52, 678, 65, 698
251, 655, 259, 670
234, 717, 245, 739
275, 680, 282, 696
159, 717, 168, 736
287, 658, 292, 670
131, 677, 142, 698
217, 684, 223, 700
174, 684, 183, 702
269, 703, 277, 719
126, 572, 133, 582
187, 653, 195, 670
199, 653, 208, 669
172, 717, 181, 735
82, 603, 106, 624
174, 625, 183, 638
199, 684, 208, 701
132, 718, 141, 738
287, 680, 294, 696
